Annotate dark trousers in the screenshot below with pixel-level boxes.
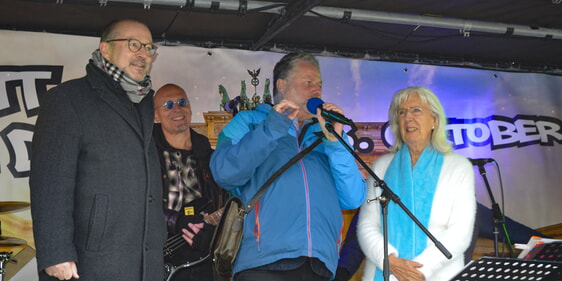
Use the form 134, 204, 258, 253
233, 260, 330, 281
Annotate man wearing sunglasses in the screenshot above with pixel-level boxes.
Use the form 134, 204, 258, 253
153, 84, 227, 281
30, 19, 166, 281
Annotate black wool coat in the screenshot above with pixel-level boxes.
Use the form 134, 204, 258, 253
30, 61, 166, 281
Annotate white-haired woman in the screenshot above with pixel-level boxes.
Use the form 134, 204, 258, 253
357, 86, 476, 281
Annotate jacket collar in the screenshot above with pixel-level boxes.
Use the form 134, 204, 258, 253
85, 62, 155, 148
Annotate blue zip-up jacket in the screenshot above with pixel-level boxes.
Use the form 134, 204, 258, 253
210, 103, 366, 278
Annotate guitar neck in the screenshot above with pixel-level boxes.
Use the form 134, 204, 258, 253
204, 207, 224, 226
164, 207, 225, 258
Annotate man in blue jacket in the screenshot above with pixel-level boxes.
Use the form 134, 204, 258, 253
210, 52, 366, 281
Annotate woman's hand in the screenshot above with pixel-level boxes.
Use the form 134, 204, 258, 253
388, 254, 425, 281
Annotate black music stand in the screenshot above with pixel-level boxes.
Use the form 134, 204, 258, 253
524, 241, 562, 262
450, 256, 562, 281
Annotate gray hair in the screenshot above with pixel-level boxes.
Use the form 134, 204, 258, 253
272, 52, 320, 103
387, 86, 452, 154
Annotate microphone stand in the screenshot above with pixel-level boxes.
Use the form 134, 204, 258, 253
475, 164, 515, 258
324, 122, 451, 281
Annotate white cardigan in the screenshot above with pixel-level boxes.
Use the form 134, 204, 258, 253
357, 152, 476, 281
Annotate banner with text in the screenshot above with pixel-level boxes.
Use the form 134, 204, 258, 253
1, 31, 560, 249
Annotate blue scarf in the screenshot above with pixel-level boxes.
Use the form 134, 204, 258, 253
374, 144, 443, 281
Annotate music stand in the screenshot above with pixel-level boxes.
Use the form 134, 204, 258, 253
450, 256, 562, 281
524, 241, 562, 262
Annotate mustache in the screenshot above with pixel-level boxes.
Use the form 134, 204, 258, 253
131, 57, 146, 67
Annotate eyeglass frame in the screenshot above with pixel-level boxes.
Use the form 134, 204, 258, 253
397, 106, 431, 118
159, 98, 189, 110
105, 38, 158, 56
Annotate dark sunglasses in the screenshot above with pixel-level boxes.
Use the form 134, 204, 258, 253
160, 98, 189, 110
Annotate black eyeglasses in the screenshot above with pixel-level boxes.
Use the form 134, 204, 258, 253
160, 98, 189, 110
105, 38, 158, 56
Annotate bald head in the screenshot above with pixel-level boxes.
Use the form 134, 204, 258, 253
154, 84, 192, 136
99, 19, 155, 82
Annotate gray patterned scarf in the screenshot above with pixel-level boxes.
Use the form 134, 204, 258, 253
91, 49, 152, 103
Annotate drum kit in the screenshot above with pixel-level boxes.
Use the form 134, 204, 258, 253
0, 201, 29, 281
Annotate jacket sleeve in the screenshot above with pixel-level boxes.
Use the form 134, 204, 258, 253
210, 110, 292, 190
324, 134, 366, 210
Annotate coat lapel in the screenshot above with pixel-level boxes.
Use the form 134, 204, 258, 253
86, 63, 154, 147
98, 87, 144, 137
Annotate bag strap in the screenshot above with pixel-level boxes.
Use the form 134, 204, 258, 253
244, 135, 323, 213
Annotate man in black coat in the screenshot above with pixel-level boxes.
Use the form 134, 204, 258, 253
30, 19, 166, 281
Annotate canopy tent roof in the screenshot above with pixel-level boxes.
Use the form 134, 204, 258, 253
2, 0, 562, 75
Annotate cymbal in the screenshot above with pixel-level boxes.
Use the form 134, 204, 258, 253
0, 236, 26, 245
0, 201, 30, 213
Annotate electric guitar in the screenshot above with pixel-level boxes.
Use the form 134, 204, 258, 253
163, 199, 224, 281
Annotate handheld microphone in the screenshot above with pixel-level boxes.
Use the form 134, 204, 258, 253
467, 158, 494, 166
306, 97, 354, 126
